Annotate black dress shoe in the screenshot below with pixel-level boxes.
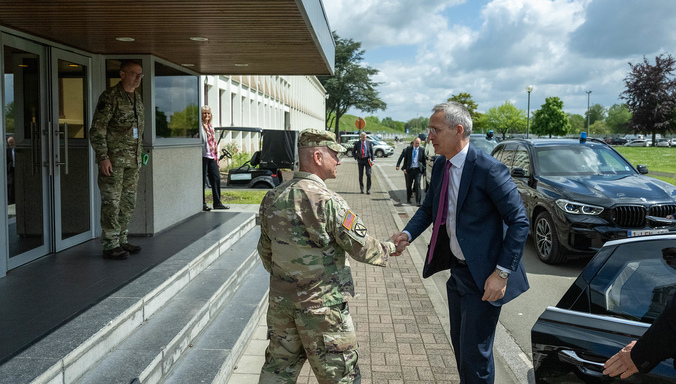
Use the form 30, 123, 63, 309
367, 190, 371, 194
213, 204, 230, 210
203, 206, 212, 211
103, 247, 129, 260
121, 243, 142, 254
360, 189, 364, 194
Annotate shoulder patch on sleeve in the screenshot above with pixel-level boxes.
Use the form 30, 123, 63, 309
353, 223, 367, 237
342, 211, 356, 230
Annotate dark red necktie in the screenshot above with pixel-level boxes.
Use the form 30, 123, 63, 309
361, 142, 365, 158
428, 161, 452, 263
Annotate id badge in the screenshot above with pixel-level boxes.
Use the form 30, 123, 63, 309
133, 126, 138, 138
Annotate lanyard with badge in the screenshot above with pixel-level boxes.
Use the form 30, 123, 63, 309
125, 90, 149, 165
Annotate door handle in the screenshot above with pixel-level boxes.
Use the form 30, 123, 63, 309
55, 122, 69, 174
31, 121, 41, 175
558, 350, 605, 377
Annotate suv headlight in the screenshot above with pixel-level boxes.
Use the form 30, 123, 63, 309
555, 199, 604, 215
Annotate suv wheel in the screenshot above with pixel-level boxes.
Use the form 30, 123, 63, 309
375, 149, 384, 158
534, 211, 566, 264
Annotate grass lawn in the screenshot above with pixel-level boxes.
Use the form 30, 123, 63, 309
204, 190, 267, 205
614, 146, 676, 174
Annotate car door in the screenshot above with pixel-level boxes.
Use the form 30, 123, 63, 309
532, 238, 676, 383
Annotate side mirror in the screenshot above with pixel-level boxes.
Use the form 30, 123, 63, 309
511, 167, 527, 178
636, 164, 649, 174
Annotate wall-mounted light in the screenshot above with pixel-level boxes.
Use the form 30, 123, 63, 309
116, 37, 135, 42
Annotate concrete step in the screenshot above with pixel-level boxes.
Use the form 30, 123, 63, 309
0, 213, 257, 384
161, 263, 268, 384
74, 227, 265, 384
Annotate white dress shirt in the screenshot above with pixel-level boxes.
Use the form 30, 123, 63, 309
446, 143, 469, 260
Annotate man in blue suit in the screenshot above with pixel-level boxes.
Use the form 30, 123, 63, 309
395, 101, 530, 384
353, 132, 374, 194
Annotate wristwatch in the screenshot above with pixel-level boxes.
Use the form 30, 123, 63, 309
495, 268, 509, 279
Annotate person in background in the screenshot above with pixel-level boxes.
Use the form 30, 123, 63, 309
396, 137, 426, 205
393, 101, 530, 383
257, 129, 406, 383
89, 60, 145, 260
6, 136, 15, 205
603, 247, 676, 379
200, 105, 228, 211
352, 132, 373, 194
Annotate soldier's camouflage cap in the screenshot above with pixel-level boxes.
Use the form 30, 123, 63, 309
298, 128, 346, 153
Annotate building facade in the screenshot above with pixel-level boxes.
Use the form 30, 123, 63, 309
0, 0, 334, 278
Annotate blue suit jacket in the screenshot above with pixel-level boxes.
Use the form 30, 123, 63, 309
403, 143, 530, 306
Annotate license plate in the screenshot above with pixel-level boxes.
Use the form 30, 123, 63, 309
628, 229, 669, 237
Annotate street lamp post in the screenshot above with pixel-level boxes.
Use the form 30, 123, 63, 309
526, 85, 533, 138
586, 90, 592, 135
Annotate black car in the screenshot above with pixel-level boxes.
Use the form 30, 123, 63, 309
531, 233, 676, 383
492, 138, 676, 264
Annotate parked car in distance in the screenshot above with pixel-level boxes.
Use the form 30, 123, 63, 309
424, 132, 499, 190
608, 137, 628, 145
344, 138, 394, 158
491, 138, 676, 264
657, 138, 672, 147
531, 233, 676, 383
625, 139, 648, 147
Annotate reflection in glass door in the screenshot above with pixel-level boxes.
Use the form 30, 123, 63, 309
52, 52, 91, 249
3, 40, 49, 268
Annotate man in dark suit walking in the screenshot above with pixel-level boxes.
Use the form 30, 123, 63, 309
396, 137, 426, 205
353, 132, 373, 194
394, 101, 530, 384
603, 247, 676, 379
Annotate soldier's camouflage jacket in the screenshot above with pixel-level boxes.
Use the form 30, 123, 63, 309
258, 171, 396, 309
90, 82, 145, 167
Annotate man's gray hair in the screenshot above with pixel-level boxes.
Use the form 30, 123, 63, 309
432, 101, 473, 138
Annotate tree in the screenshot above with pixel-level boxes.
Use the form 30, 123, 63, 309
478, 101, 526, 140
448, 92, 483, 131
155, 107, 169, 138
381, 116, 405, 132
319, 32, 386, 136
168, 103, 200, 137
567, 113, 586, 134
585, 103, 606, 127
530, 97, 571, 138
605, 103, 632, 134
405, 116, 429, 135
620, 54, 676, 144
589, 120, 610, 136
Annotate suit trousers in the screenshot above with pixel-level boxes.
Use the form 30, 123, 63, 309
202, 157, 222, 207
446, 259, 501, 384
357, 158, 371, 191
405, 167, 422, 203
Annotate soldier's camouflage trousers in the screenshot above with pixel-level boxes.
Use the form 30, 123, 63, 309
98, 165, 140, 250
259, 300, 360, 384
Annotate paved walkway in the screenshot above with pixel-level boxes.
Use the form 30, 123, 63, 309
227, 158, 460, 384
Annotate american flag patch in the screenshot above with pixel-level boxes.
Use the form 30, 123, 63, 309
342, 211, 356, 230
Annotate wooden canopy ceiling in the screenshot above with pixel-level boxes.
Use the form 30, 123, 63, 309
0, 0, 334, 75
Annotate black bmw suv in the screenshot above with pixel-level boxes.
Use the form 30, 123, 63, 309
492, 138, 676, 264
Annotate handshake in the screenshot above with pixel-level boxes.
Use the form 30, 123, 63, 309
389, 232, 410, 256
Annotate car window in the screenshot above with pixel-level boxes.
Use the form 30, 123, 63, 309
470, 137, 498, 155
588, 239, 676, 323
512, 145, 530, 177
495, 144, 517, 169
535, 146, 634, 176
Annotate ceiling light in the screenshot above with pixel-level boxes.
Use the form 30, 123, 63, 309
189, 37, 208, 42
69, 64, 79, 67
116, 37, 135, 42
234, 63, 249, 67
19, 64, 28, 68
180, 64, 195, 67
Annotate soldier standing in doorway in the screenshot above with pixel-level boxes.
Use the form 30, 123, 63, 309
89, 60, 145, 260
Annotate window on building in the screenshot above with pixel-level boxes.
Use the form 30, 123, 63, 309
154, 62, 199, 138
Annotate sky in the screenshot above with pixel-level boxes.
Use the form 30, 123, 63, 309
323, 0, 676, 123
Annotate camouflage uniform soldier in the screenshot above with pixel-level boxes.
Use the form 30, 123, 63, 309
258, 129, 405, 384
89, 60, 145, 260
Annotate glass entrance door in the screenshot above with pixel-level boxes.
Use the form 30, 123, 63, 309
51, 49, 92, 250
3, 36, 50, 269
2, 35, 93, 270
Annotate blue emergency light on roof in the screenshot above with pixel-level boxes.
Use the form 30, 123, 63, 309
580, 132, 587, 143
